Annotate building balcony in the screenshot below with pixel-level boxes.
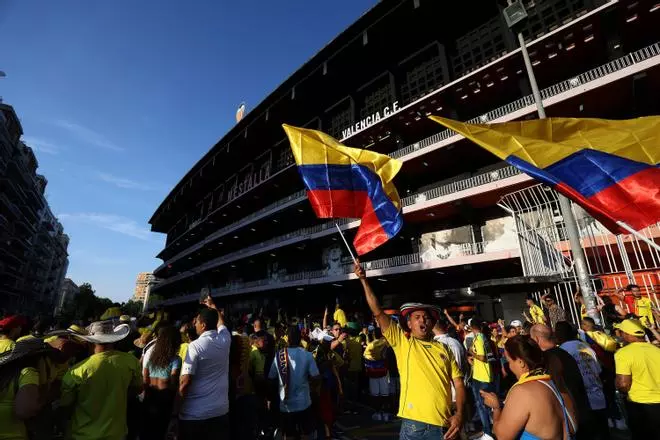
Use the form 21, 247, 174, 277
155, 41, 660, 261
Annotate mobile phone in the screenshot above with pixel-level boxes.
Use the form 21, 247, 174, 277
199, 288, 210, 303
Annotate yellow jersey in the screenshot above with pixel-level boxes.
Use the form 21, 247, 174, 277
384, 323, 462, 427
364, 338, 388, 361
635, 297, 656, 328
61, 351, 141, 440
0, 338, 15, 354
0, 367, 38, 440
615, 342, 660, 404
471, 334, 492, 383
333, 308, 347, 327
529, 304, 546, 324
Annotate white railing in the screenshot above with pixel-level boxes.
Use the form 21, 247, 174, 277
402, 165, 520, 206
162, 240, 500, 305
390, 42, 660, 159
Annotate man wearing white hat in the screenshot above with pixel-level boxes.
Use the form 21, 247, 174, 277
354, 261, 465, 440
59, 321, 141, 440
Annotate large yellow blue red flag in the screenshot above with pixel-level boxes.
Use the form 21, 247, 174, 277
430, 116, 660, 234
283, 124, 403, 255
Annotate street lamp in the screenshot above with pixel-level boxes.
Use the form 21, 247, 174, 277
502, 0, 602, 325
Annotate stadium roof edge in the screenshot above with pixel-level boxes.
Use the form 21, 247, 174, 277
149, 0, 400, 228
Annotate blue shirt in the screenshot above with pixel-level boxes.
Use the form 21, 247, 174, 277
268, 346, 319, 413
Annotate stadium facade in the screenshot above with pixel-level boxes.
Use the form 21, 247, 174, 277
149, 0, 660, 322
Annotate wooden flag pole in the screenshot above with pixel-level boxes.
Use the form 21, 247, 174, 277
335, 223, 357, 263
616, 221, 660, 253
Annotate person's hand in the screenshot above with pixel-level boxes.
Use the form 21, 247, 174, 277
459, 313, 464, 322
498, 319, 505, 327
354, 259, 366, 279
443, 308, 449, 316
445, 412, 463, 440
201, 296, 216, 310
480, 390, 500, 410
324, 306, 329, 316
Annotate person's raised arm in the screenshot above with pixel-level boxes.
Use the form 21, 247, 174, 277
354, 260, 390, 332
323, 306, 329, 330
202, 296, 225, 328
444, 309, 460, 330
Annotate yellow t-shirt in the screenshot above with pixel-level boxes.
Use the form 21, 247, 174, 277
0, 367, 39, 440
333, 308, 347, 327
384, 323, 462, 427
635, 297, 656, 328
615, 342, 660, 404
346, 337, 363, 372
364, 338, 388, 361
586, 331, 617, 353
61, 351, 141, 440
530, 304, 545, 324
249, 346, 266, 378
0, 338, 15, 354
178, 342, 189, 363
471, 334, 492, 383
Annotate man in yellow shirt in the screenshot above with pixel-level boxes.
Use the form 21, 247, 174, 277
355, 261, 465, 440
333, 304, 347, 328
630, 287, 656, 329
60, 321, 141, 440
524, 298, 546, 325
614, 319, 660, 440
468, 319, 495, 439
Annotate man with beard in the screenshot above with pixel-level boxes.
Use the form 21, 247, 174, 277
354, 261, 465, 440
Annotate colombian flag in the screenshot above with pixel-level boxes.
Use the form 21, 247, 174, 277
283, 124, 403, 255
430, 116, 660, 234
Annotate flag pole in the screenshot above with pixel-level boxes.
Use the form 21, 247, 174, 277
335, 223, 357, 263
616, 221, 660, 253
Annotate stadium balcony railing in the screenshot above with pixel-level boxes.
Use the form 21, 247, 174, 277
157, 42, 660, 268
157, 239, 506, 306
154, 163, 525, 291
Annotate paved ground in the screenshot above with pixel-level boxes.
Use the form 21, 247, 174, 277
335, 401, 632, 440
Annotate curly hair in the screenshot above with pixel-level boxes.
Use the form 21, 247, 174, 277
149, 325, 181, 369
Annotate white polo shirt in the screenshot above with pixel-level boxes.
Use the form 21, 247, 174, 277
180, 326, 231, 420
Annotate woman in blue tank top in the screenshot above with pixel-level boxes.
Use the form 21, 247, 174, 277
480, 335, 577, 440
141, 325, 182, 440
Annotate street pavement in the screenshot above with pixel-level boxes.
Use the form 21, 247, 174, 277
335, 401, 632, 440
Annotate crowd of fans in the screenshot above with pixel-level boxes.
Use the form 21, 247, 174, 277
1, 264, 659, 440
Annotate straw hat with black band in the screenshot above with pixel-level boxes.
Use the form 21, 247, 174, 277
0, 338, 60, 391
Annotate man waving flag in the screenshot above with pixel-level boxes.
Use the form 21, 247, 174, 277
283, 124, 403, 255
430, 116, 660, 234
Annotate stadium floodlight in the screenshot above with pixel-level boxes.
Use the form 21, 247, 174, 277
503, 0, 528, 29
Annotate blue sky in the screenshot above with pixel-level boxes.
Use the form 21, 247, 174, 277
1, 0, 377, 303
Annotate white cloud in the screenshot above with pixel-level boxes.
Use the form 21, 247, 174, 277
21, 136, 62, 155
55, 120, 124, 152
97, 172, 165, 191
58, 212, 153, 241
68, 249, 129, 265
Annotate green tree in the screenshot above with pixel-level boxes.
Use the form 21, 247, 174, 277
60, 283, 115, 323
122, 299, 143, 317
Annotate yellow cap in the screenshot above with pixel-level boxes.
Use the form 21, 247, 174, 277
614, 319, 646, 337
